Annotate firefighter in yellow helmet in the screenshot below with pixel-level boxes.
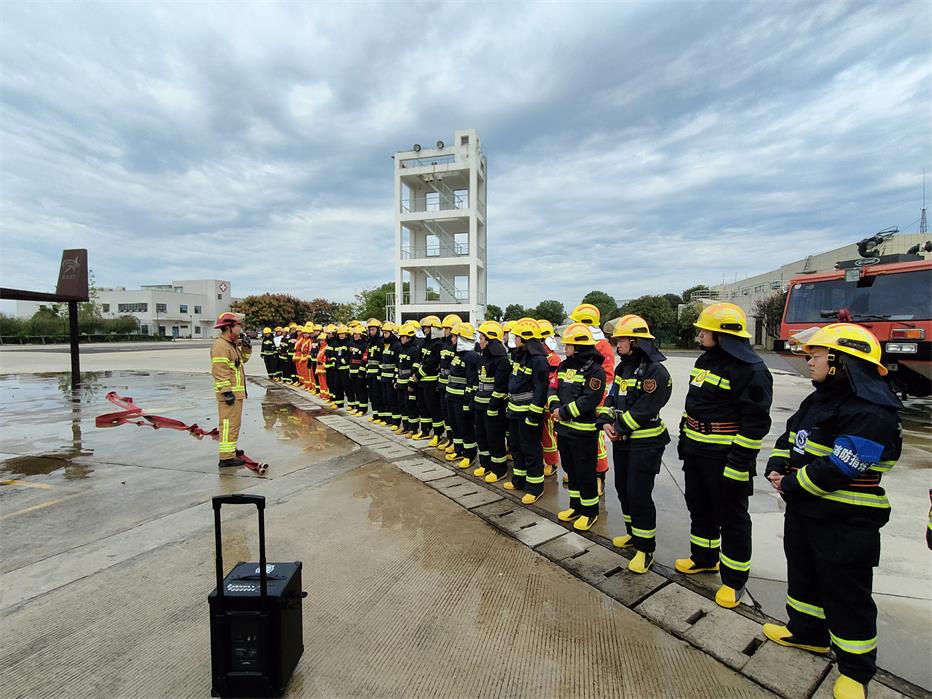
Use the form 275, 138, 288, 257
348, 323, 368, 414
378, 321, 403, 428
676, 302, 773, 609
211, 312, 251, 468
538, 319, 562, 477
365, 318, 383, 422
277, 323, 293, 383
472, 320, 511, 482
260, 326, 276, 378
444, 321, 480, 467
417, 315, 444, 442
596, 315, 672, 573
396, 321, 422, 435
548, 323, 606, 530
504, 318, 550, 503
763, 324, 901, 699
436, 313, 463, 449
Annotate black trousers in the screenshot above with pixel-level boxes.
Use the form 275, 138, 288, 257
475, 410, 508, 475
612, 446, 663, 553
683, 455, 752, 589
368, 375, 382, 417
381, 380, 399, 425
448, 396, 477, 459
331, 369, 349, 408
418, 381, 443, 436
784, 510, 879, 684
262, 355, 276, 378
438, 381, 450, 439
353, 373, 368, 414
558, 430, 600, 516
399, 384, 418, 431
508, 417, 544, 493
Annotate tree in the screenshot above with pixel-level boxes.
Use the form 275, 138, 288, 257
534, 299, 566, 325
618, 295, 676, 345
580, 290, 617, 324
305, 298, 338, 323
485, 304, 504, 322
681, 284, 709, 303
354, 282, 394, 321
231, 293, 317, 329
503, 303, 528, 321
752, 290, 788, 340
662, 293, 683, 312
676, 302, 703, 348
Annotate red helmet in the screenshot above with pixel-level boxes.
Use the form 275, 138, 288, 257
214, 312, 244, 329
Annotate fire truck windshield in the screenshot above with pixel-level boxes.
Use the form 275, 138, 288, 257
785, 269, 931, 323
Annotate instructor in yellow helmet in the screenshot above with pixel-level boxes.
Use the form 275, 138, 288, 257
211, 312, 252, 468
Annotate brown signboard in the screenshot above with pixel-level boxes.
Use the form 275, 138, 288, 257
55, 249, 89, 301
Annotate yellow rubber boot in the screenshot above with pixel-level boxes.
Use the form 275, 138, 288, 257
762, 624, 830, 654
714, 584, 744, 609
428, 436, 439, 447
472, 466, 487, 477
544, 464, 556, 477
612, 534, 633, 549
557, 508, 579, 522
484, 472, 505, 483
674, 558, 720, 575
521, 492, 542, 505
444, 444, 456, 454
457, 457, 473, 469
627, 551, 653, 574
445, 452, 459, 462
573, 515, 598, 531
502, 481, 517, 490
833, 675, 866, 699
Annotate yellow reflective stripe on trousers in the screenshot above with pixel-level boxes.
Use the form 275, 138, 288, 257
787, 595, 825, 619
829, 632, 877, 655
682, 427, 735, 445
631, 526, 656, 539
733, 434, 762, 449
720, 553, 751, 572
690, 534, 721, 548
723, 466, 749, 482
621, 411, 640, 430
580, 496, 600, 506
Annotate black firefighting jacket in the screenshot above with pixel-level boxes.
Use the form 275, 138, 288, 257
474, 340, 511, 417
260, 334, 275, 358
506, 341, 550, 425
547, 346, 606, 437
438, 336, 456, 388
597, 350, 671, 450
446, 346, 479, 406
397, 338, 419, 388
417, 336, 442, 383
764, 378, 900, 528
349, 337, 367, 376
678, 345, 773, 481
366, 331, 381, 377
379, 335, 401, 383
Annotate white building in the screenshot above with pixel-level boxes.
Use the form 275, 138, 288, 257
17, 279, 234, 338
388, 129, 488, 324
697, 233, 927, 345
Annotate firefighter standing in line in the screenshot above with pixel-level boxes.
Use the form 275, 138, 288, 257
315, 327, 330, 401
444, 321, 479, 468
763, 324, 901, 699
286, 322, 300, 384
349, 323, 369, 415
378, 322, 402, 429
504, 318, 550, 502
396, 321, 421, 435
472, 320, 511, 483
277, 325, 292, 384
260, 327, 276, 378
416, 315, 443, 442
211, 312, 252, 468
333, 324, 351, 410
436, 313, 462, 450
568, 303, 615, 496
538, 319, 562, 477
307, 324, 319, 394
676, 302, 773, 609
548, 323, 606, 531
293, 324, 308, 389
597, 315, 672, 574
365, 319, 383, 422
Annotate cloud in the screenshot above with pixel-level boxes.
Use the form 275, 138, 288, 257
0, 0, 928, 315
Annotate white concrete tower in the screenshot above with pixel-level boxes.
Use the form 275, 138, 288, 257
389, 129, 487, 324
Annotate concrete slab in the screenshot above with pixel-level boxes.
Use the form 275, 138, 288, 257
436, 480, 503, 509
472, 501, 567, 548
596, 568, 668, 607
370, 444, 417, 461
683, 606, 765, 670
812, 668, 911, 699
558, 542, 630, 585
742, 640, 831, 698
395, 458, 454, 482
535, 532, 593, 560
634, 582, 719, 635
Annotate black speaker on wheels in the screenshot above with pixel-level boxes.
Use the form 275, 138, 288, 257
208, 494, 305, 698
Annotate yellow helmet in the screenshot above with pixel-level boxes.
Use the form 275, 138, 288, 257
382, 321, 397, 333
502, 320, 515, 333
512, 317, 541, 340
288, 321, 298, 328
478, 320, 504, 341
562, 322, 597, 346
274, 326, 283, 332
694, 303, 751, 339
263, 326, 272, 334
452, 321, 475, 338
797, 323, 887, 376
366, 317, 383, 328
303, 323, 314, 333
325, 323, 336, 333
537, 319, 555, 338
420, 314, 442, 329
611, 314, 655, 340
570, 303, 601, 325
397, 322, 418, 337
441, 313, 463, 329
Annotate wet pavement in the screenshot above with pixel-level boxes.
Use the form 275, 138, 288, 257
0, 371, 770, 698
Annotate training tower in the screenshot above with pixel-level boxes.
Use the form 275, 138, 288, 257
388, 129, 487, 324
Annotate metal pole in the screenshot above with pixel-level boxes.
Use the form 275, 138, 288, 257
68, 300, 80, 386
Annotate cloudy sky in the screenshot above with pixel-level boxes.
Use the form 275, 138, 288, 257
1, 0, 928, 312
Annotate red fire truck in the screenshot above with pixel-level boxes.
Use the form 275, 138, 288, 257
778, 234, 932, 397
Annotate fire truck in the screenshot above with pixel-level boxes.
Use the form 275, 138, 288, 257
778, 230, 932, 397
